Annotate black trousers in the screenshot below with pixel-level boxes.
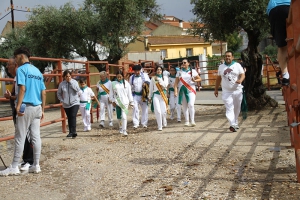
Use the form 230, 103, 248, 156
12, 106, 33, 164
64, 105, 79, 134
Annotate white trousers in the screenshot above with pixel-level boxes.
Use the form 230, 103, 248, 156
99, 94, 113, 123
153, 93, 167, 129
132, 95, 148, 126
79, 104, 91, 128
169, 91, 181, 120
222, 90, 243, 126
180, 92, 196, 123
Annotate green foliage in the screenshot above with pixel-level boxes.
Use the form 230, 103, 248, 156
0, 0, 159, 72
225, 31, 243, 52
206, 54, 222, 70
190, 0, 269, 46
263, 44, 277, 57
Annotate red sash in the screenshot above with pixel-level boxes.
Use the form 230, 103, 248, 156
179, 77, 196, 94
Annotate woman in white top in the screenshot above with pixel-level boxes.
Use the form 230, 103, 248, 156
149, 66, 169, 131
96, 71, 113, 128
109, 70, 134, 136
174, 59, 201, 127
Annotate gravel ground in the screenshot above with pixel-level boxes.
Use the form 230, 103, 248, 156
0, 104, 299, 200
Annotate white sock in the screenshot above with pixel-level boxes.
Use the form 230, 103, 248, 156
282, 72, 289, 79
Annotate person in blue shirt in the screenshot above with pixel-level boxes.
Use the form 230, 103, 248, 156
0, 47, 46, 176
266, 0, 291, 86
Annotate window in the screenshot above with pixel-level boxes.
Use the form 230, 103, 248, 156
186, 48, 193, 57
161, 49, 167, 59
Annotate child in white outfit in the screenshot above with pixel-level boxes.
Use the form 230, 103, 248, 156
79, 79, 99, 131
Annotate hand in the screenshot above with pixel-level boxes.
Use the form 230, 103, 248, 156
4, 90, 11, 99
214, 90, 218, 97
167, 93, 170, 98
174, 92, 178, 97
148, 98, 152, 104
191, 77, 195, 82
41, 112, 45, 121
155, 77, 158, 81
235, 80, 242, 84
112, 102, 116, 107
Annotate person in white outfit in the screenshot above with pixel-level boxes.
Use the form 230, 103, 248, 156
109, 70, 134, 136
167, 66, 181, 121
149, 66, 169, 131
174, 59, 201, 127
214, 50, 245, 132
96, 71, 113, 128
79, 79, 100, 131
129, 64, 150, 128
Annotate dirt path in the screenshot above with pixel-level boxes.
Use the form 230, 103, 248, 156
0, 105, 299, 200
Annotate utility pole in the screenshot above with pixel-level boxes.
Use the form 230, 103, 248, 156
10, 0, 15, 29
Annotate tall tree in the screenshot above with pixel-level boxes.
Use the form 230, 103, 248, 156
190, 0, 278, 109
1, 1, 159, 72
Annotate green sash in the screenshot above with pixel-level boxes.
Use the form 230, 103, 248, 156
178, 86, 189, 105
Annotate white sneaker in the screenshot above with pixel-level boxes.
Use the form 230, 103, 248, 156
29, 165, 41, 174
109, 122, 113, 127
133, 125, 139, 129
122, 131, 128, 136
20, 163, 31, 171
163, 124, 167, 128
184, 122, 191, 127
119, 128, 123, 134
83, 126, 88, 132
142, 125, 147, 128
234, 125, 240, 129
191, 122, 196, 127
87, 126, 91, 131
158, 128, 162, 131
99, 120, 105, 128
0, 165, 20, 176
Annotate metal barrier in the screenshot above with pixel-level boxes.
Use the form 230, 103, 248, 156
284, 0, 300, 182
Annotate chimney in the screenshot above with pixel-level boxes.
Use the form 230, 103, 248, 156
144, 36, 149, 50
179, 20, 183, 28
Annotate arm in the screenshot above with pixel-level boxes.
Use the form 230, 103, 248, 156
41, 90, 46, 121
69, 79, 81, 92
16, 85, 26, 115
158, 76, 168, 88
57, 82, 63, 102
214, 76, 222, 97
174, 77, 180, 97
236, 73, 245, 84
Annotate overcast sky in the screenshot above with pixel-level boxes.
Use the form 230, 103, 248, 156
0, 0, 195, 34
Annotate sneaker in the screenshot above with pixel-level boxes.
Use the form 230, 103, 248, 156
177, 120, 181, 123
20, 162, 31, 171
191, 122, 196, 127
72, 133, 77, 139
29, 165, 41, 174
163, 124, 167, 128
229, 126, 237, 132
158, 128, 162, 131
122, 131, 128, 136
66, 133, 73, 138
109, 122, 113, 127
133, 125, 139, 129
83, 127, 88, 132
142, 125, 147, 128
184, 122, 191, 127
87, 126, 91, 131
119, 128, 123, 134
234, 125, 240, 129
0, 165, 20, 176
282, 78, 290, 86
99, 120, 105, 128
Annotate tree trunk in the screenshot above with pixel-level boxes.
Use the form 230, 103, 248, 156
242, 30, 278, 110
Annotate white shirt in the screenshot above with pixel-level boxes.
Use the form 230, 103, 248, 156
109, 80, 133, 107
218, 62, 244, 92
176, 68, 198, 90
129, 73, 150, 93
79, 87, 95, 107
149, 76, 169, 98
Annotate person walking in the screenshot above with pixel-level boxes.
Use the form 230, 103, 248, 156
174, 59, 201, 127
267, 0, 290, 86
0, 47, 46, 176
96, 71, 113, 128
214, 50, 245, 132
149, 65, 169, 131
129, 64, 150, 128
167, 66, 181, 121
57, 70, 81, 138
109, 70, 134, 136
79, 79, 100, 131
4, 57, 34, 171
